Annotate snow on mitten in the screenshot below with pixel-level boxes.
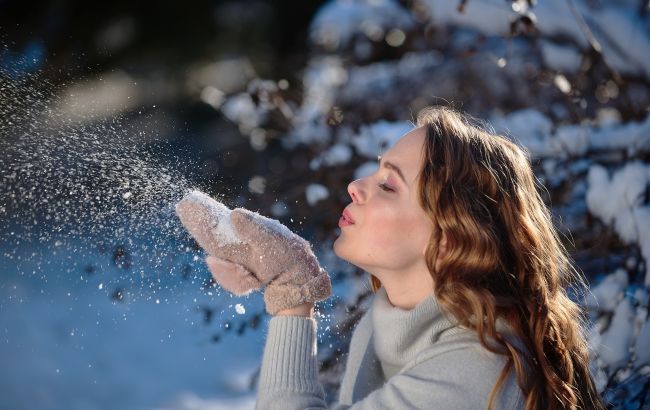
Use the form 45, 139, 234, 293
175, 190, 332, 314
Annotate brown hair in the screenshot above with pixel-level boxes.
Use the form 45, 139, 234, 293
370, 106, 604, 409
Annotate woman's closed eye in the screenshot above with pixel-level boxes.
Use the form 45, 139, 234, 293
378, 182, 394, 192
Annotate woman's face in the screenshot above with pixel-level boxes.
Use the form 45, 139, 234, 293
333, 126, 433, 276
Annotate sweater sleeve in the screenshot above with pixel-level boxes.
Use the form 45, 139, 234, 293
256, 315, 328, 409
255, 316, 524, 410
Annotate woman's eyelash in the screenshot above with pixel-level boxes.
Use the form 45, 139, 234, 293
378, 182, 394, 192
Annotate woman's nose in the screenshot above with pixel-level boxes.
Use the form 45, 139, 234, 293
348, 179, 365, 203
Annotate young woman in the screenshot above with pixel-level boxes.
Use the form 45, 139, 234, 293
176, 106, 605, 409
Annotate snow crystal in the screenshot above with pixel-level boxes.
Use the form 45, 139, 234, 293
235, 304, 245, 315
305, 184, 330, 206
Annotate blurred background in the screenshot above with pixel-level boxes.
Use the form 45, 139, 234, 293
1, 0, 649, 409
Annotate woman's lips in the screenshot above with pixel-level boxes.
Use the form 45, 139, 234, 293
338, 209, 355, 228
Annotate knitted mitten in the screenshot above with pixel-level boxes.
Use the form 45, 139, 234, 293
175, 190, 332, 314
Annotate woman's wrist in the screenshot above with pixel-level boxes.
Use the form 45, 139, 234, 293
275, 302, 314, 317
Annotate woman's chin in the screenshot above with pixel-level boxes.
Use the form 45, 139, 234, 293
332, 238, 344, 258
333, 238, 352, 262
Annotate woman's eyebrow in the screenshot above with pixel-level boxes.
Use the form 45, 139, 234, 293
377, 155, 407, 185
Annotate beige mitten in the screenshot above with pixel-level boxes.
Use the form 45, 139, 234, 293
175, 190, 332, 314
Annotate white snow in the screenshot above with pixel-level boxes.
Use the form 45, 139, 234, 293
554, 124, 590, 157
283, 51, 444, 149
351, 120, 413, 158
421, 0, 650, 81
156, 393, 255, 410
493, 109, 650, 160
584, 269, 628, 312
200, 86, 226, 109
491, 109, 556, 157
354, 161, 379, 180
235, 303, 246, 315
245, 209, 296, 240
588, 6, 650, 81
306, 184, 330, 206
589, 115, 650, 155
0, 236, 264, 410
179, 191, 242, 245
540, 40, 583, 73
310, 143, 353, 170
586, 163, 650, 286
598, 298, 635, 369
340, 51, 445, 102
309, 0, 415, 50
155, 393, 255, 410
421, 0, 514, 37
283, 57, 347, 147
221, 94, 265, 134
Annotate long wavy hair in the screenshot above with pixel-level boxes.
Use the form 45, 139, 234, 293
370, 106, 604, 409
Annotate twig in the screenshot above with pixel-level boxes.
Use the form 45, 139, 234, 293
566, 0, 624, 86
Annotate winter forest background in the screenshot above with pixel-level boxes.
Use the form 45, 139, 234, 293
1, 0, 649, 409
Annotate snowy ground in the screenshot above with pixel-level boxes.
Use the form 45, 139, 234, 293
0, 228, 264, 410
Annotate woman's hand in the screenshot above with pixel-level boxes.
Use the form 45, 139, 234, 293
176, 191, 332, 315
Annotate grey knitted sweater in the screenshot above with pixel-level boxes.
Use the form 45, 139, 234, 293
256, 287, 526, 409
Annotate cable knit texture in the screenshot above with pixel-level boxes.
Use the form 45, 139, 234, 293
256, 287, 525, 409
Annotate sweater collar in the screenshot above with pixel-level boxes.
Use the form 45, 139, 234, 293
371, 287, 458, 377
